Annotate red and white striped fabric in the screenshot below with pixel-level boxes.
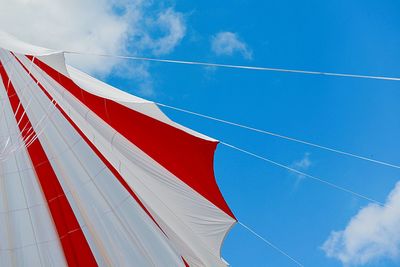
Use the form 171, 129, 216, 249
0, 31, 236, 267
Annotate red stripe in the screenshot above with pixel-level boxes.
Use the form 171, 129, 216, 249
182, 257, 190, 267
29, 56, 235, 219
0, 60, 98, 267
13, 54, 166, 235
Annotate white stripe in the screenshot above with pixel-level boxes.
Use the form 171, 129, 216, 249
66, 64, 216, 142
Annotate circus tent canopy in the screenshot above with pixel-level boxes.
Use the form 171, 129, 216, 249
0, 31, 236, 267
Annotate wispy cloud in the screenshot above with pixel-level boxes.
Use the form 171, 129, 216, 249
322, 181, 400, 266
0, 0, 186, 95
292, 152, 312, 170
290, 152, 312, 180
211, 31, 252, 59
134, 8, 186, 56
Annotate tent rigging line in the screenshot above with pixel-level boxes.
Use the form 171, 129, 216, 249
221, 142, 383, 206
157, 103, 400, 170
65, 51, 400, 81
238, 222, 304, 267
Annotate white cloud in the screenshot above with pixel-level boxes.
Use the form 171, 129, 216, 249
0, 0, 186, 94
292, 152, 312, 170
290, 152, 312, 182
322, 181, 400, 266
134, 8, 186, 56
211, 31, 252, 59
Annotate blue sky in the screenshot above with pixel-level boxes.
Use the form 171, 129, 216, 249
3, 0, 399, 266
103, 1, 400, 266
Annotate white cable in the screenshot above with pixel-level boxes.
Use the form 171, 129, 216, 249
65, 51, 400, 82
156, 103, 400, 170
238, 221, 304, 267
221, 142, 384, 206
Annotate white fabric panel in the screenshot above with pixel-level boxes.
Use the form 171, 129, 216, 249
0, 31, 58, 56
4, 52, 185, 267
67, 65, 216, 141
15, 51, 235, 267
0, 57, 67, 267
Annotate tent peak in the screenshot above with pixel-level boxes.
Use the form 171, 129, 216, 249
0, 30, 61, 56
